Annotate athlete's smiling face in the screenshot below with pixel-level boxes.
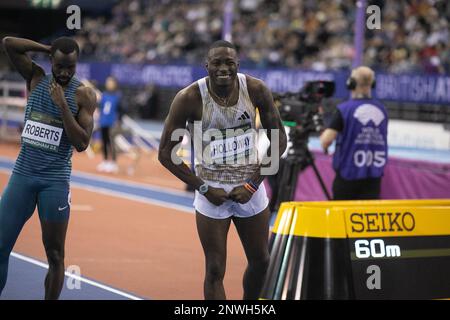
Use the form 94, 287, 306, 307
206, 47, 239, 87
51, 50, 77, 86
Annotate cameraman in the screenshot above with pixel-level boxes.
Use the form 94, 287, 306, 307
320, 66, 388, 200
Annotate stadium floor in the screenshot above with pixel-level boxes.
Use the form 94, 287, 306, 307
1, 133, 449, 300
0, 143, 248, 300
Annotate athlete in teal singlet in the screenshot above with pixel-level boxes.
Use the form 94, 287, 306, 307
0, 37, 96, 299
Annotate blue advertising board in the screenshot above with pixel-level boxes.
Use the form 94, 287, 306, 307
38, 61, 450, 105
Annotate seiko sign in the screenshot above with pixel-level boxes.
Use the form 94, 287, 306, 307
350, 212, 416, 233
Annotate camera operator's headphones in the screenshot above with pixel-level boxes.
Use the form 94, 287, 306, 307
346, 76, 376, 90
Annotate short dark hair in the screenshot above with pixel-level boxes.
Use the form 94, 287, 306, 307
208, 40, 236, 52
51, 37, 79, 56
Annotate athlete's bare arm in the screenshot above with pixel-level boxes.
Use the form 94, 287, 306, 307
248, 76, 287, 180
2, 37, 49, 91
158, 84, 228, 206
49, 83, 96, 152
229, 76, 287, 204
74, 86, 97, 151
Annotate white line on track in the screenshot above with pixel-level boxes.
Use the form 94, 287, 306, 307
11, 252, 144, 300
0, 167, 194, 214
70, 182, 194, 214
0, 155, 192, 198
71, 204, 94, 212
72, 169, 193, 198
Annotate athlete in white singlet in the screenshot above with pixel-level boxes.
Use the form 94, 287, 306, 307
159, 40, 287, 300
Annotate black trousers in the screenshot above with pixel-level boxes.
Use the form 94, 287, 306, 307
332, 173, 381, 200
100, 126, 116, 161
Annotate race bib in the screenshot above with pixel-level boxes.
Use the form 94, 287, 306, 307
21, 111, 63, 153
206, 124, 255, 164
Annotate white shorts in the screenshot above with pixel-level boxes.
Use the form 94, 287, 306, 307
193, 180, 269, 219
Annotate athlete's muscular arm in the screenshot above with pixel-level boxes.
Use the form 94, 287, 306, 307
249, 78, 287, 182
159, 87, 204, 189
229, 76, 287, 204
49, 82, 96, 152
2, 37, 49, 89
158, 85, 228, 206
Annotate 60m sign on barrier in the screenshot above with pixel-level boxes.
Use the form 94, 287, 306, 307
261, 200, 450, 300
354, 239, 401, 259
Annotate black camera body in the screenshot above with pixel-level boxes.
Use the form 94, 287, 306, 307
275, 80, 335, 146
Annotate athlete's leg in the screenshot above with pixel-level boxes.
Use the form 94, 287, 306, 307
40, 220, 68, 300
0, 174, 37, 295
232, 206, 271, 300
37, 181, 70, 300
196, 211, 231, 300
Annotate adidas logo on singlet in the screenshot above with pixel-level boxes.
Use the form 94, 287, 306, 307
238, 111, 250, 121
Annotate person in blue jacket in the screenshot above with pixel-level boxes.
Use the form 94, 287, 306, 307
97, 76, 121, 173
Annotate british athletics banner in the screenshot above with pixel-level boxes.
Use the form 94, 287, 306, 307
38, 61, 450, 105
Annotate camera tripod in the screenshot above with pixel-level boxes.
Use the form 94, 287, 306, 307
270, 132, 331, 214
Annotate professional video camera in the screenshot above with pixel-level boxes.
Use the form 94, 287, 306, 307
275, 80, 335, 140
270, 80, 335, 212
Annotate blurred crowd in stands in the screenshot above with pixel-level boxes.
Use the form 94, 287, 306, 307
71, 0, 450, 74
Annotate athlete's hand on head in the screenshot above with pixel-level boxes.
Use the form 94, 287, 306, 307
204, 186, 229, 206
49, 80, 67, 109
229, 186, 253, 204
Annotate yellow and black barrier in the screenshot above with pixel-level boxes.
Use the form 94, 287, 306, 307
260, 199, 450, 299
